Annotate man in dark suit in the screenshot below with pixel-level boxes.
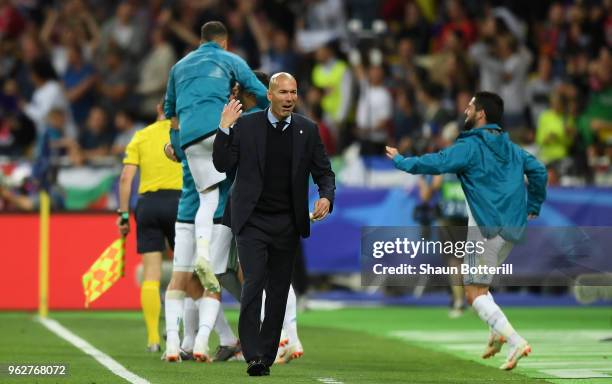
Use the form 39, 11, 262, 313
213, 72, 335, 376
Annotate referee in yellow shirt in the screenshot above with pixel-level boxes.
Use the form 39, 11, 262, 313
117, 102, 182, 352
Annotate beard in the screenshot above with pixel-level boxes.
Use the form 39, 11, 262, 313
463, 115, 475, 130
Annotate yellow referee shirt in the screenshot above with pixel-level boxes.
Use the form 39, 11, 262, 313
123, 119, 182, 194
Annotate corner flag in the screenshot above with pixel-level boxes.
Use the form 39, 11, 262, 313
82, 237, 126, 307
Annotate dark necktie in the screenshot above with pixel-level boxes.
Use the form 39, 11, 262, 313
276, 120, 288, 131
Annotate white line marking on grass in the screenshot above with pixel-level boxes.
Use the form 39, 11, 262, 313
540, 369, 612, 378
38, 317, 150, 384
390, 329, 612, 380
521, 361, 612, 368
316, 377, 345, 384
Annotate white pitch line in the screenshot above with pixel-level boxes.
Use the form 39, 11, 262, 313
521, 361, 612, 368
390, 329, 612, 379
540, 369, 612, 379
316, 377, 345, 384
38, 317, 150, 384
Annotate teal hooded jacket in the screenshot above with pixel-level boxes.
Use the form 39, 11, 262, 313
164, 42, 268, 150
393, 124, 547, 242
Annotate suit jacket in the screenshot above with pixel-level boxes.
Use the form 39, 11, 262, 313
213, 110, 335, 238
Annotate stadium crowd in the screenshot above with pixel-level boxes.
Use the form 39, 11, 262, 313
0, 0, 611, 211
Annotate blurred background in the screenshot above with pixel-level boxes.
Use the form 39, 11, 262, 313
0, 0, 611, 311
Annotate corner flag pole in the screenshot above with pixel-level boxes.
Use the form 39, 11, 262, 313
38, 190, 50, 318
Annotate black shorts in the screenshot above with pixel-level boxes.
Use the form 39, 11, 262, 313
135, 190, 180, 253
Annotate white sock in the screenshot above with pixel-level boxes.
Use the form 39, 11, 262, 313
196, 297, 220, 348
195, 189, 219, 260
164, 290, 185, 347
181, 298, 199, 351
283, 285, 300, 344
214, 307, 237, 346
486, 292, 499, 336
472, 294, 524, 346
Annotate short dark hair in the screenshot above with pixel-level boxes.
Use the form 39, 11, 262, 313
201, 21, 228, 42
473, 91, 504, 125
422, 81, 443, 101
253, 71, 269, 87
30, 58, 57, 81
117, 108, 138, 122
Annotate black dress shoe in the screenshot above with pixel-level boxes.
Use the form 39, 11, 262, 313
247, 359, 268, 376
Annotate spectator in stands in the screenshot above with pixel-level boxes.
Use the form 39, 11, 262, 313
11, 32, 45, 101
40, 2, 100, 77
303, 86, 335, 155
39, 108, 82, 166
22, 57, 77, 139
78, 106, 113, 163
253, 22, 299, 76
536, 87, 576, 184
0, 0, 26, 41
393, 85, 421, 156
389, 36, 427, 87
415, 82, 453, 154
355, 61, 393, 156
577, 48, 612, 168
100, 1, 146, 61
156, 3, 216, 56
295, 0, 347, 52
1, 76, 19, 116
395, 1, 430, 55
226, 2, 260, 68
431, 47, 473, 111
0, 176, 65, 211
565, 48, 591, 98
565, 4, 593, 56
452, 90, 473, 129
535, 2, 566, 63
62, 43, 98, 127
434, 0, 476, 52
496, 33, 532, 138
526, 55, 557, 130
469, 15, 503, 92
97, 46, 134, 116
311, 42, 352, 143
0, 111, 36, 157
135, 28, 175, 121
111, 109, 143, 157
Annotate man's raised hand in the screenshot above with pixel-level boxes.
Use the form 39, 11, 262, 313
220, 99, 243, 129
385, 146, 399, 160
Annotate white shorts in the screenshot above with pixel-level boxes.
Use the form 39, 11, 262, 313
185, 135, 226, 192
210, 224, 233, 275
463, 205, 514, 286
173, 222, 196, 272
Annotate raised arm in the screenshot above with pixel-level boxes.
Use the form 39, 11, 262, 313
387, 141, 473, 175
213, 99, 243, 172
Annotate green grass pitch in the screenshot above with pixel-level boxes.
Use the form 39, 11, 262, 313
1, 307, 610, 383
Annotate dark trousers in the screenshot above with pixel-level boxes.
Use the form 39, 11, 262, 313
236, 210, 298, 366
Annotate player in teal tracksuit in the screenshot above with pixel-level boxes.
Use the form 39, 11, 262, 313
162, 21, 267, 362
166, 125, 245, 361
206, 90, 267, 362
386, 92, 547, 371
